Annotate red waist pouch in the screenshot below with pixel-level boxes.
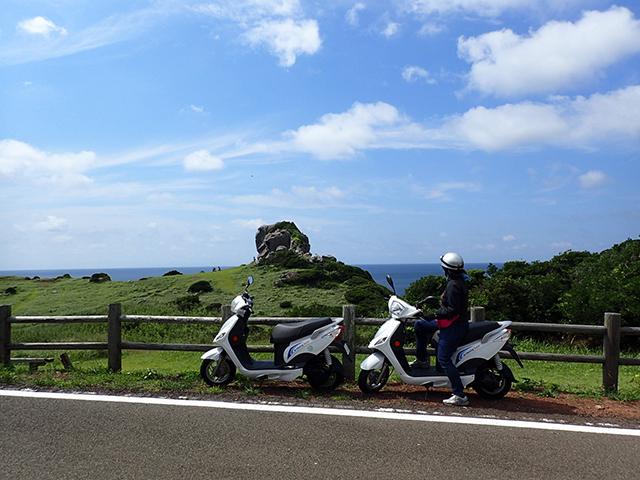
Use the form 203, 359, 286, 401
436, 315, 459, 329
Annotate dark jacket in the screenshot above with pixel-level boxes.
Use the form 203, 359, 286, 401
435, 272, 469, 324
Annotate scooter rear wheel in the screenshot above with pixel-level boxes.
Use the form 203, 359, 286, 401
305, 355, 345, 392
200, 358, 236, 387
358, 366, 390, 394
472, 362, 513, 399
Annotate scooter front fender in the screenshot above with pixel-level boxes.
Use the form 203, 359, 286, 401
201, 346, 224, 361
361, 351, 386, 371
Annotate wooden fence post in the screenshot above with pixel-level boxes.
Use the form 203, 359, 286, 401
342, 305, 356, 381
603, 312, 621, 392
221, 305, 232, 321
108, 303, 122, 372
470, 306, 485, 323
0, 305, 11, 366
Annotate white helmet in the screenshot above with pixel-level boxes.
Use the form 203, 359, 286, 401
440, 252, 464, 271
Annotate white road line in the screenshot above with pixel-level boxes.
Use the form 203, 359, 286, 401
2, 389, 639, 437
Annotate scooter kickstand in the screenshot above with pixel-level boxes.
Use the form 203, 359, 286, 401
424, 383, 433, 401
257, 376, 266, 389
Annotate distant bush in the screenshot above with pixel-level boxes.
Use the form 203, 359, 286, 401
205, 302, 222, 314
4, 287, 17, 295
187, 280, 213, 294
268, 250, 310, 268
89, 273, 111, 283
174, 295, 200, 312
280, 300, 293, 309
163, 270, 183, 276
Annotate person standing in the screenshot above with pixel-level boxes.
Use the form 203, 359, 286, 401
411, 252, 470, 406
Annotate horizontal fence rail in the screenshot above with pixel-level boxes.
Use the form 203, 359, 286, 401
1, 304, 639, 392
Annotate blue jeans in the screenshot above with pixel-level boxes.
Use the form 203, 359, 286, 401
414, 319, 469, 396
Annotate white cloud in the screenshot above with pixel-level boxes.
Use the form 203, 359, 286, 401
458, 7, 640, 97
579, 170, 612, 189
446, 102, 568, 151
242, 18, 321, 67
503, 235, 516, 242
400, 0, 532, 18
18, 17, 68, 36
382, 21, 401, 37
2, 6, 176, 65
183, 150, 225, 171
35, 216, 68, 232
232, 186, 347, 208
402, 65, 436, 83
417, 23, 445, 36
284, 102, 404, 159
346, 3, 366, 27
0, 139, 95, 185
291, 186, 346, 203
193, 0, 302, 22
445, 85, 640, 151
424, 182, 480, 201
231, 218, 266, 230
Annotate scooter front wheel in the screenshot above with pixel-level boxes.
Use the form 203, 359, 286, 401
358, 365, 390, 394
200, 358, 236, 387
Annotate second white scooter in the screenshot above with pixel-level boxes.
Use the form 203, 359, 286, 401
201, 275, 350, 392
358, 275, 523, 398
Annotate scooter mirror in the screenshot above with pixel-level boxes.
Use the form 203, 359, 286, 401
247, 275, 254, 287
386, 275, 396, 293
422, 296, 439, 306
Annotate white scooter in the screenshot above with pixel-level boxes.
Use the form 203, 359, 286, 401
201, 276, 350, 391
358, 275, 523, 399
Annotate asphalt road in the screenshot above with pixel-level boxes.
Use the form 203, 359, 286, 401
1, 391, 639, 479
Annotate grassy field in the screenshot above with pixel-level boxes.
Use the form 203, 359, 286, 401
2, 267, 640, 401
1, 264, 359, 318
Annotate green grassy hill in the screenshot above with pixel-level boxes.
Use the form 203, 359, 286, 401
0, 262, 389, 318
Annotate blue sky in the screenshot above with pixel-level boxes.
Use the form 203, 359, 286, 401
1, 0, 639, 269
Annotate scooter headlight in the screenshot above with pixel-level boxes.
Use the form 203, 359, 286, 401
389, 300, 404, 317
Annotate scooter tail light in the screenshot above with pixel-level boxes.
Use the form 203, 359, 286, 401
333, 325, 344, 341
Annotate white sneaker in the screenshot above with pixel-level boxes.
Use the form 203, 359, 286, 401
443, 394, 469, 406
409, 359, 429, 369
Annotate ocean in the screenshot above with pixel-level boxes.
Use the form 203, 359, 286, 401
0, 263, 496, 295
356, 263, 495, 295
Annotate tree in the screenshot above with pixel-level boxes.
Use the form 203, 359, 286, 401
560, 239, 640, 327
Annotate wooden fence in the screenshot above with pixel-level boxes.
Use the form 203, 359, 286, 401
1, 304, 640, 392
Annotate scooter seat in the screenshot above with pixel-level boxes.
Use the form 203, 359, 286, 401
431, 321, 501, 348
271, 317, 333, 344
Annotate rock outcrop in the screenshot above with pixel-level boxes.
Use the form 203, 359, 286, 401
254, 221, 312, 265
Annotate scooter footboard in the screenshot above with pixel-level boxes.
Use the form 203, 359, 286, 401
361, 351, 386, 371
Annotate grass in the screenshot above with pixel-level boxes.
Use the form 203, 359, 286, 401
2, 347, 640, 402
0, 264, 355, 318
2, 267, 640, 402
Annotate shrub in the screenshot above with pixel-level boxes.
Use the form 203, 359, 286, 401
187, 280, 213, 294
163, 270, 183, 276
174, 295, 200, 312
89, 273, 111, 283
